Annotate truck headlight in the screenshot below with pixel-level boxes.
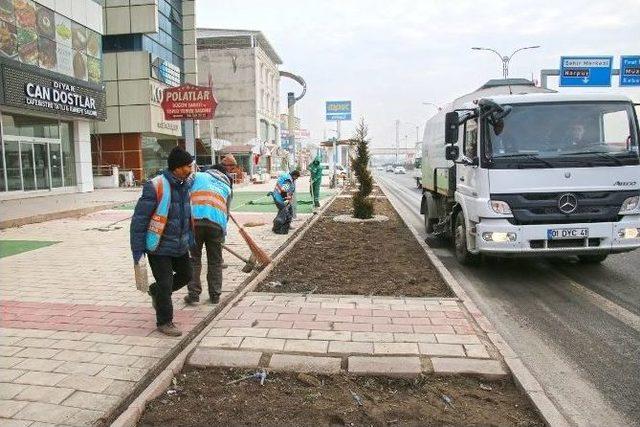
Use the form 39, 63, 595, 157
619, 196, 639, 214
489, 200, 512, 215
482, 232, 517, 242
618, 228, 640, 239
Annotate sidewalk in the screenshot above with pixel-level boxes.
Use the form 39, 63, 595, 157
0, 197, 325, 425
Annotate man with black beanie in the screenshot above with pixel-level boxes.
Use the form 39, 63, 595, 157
130, 146, 195, 336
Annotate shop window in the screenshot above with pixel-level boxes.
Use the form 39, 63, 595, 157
5, 142, 21, 191
0, 141, 4, 192
2, 114, 59, 138
50, 143, 63, 188
142, 137, 177, 179
60, 122, 76, 186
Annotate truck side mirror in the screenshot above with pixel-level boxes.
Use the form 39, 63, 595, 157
445, 112, 459, 144
445, 145, 459, 161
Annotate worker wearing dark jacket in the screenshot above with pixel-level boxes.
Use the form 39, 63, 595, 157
130, 146, 194, 336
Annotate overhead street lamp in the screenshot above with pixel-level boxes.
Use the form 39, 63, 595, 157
471, 45, 540, 79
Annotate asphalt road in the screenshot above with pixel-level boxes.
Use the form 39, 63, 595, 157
375, 171, 640, 427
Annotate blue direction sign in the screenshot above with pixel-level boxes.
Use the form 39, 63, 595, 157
326, 101, 352, 121
559, 56, 613, 87
620, 56, 640, 86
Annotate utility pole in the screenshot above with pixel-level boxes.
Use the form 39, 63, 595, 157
395, 119, 400, 165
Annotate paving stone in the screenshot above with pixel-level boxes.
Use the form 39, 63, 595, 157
48, 331, 89, 341
284, 340, 328, 353
88, 343, 132, 355
62, 391, 120, 411
0, 369, 26, 382
308, 330, 350, 341
118, 336, 171, 347
15, 385, 75, 404
82, 333, 125, 344
0, 383, 27, 400
12, 401, 79, 423
14, 372, 67, 386
0, 347, 23, 357
102, 379, 135, 397
0, 418, 33, 426
333, 323, 372, 332
12, 348, 60, 360
131, 357, 158, 369
348, 356, 421, 378
126, 346, 170, 358
269, 354, 341, 373
49, 340, 95, 351
200, 336, 243, 349
240, 337, 285, 352
464, 344, 491, 359
292, 321, 332, 331
189, 348, 262, 368
413, 325, 455, 334
435, 334, 481, 345
54, 361, 106, 376
204, 328, 229, 338
373, 342, 419, 355
266, 329, 310, 340
351, 332, 394, 342
328, 341, 373, 354
431, 358, 507, 379
13, 359, 64, 372
418, 343, 465, 357
0, 357, 24, 369
13, 338, 56, 348
57, 375, 114, 394
52, 350, 100, 363
64, 408, 102, 426
226, 328, 268, 338
393, 333, 437, 343
91, 354, 139, 367
97, 366, 146, 382
0, 400, 28, 418
372, 324, 413, 333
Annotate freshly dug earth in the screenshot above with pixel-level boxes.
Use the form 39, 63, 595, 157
139, 367, 543, 427
256, 194, 452, 297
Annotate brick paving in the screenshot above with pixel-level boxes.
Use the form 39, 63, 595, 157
0, 206, 309, 426
189, 293, 507, 379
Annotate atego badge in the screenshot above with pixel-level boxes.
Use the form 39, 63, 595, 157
161, 84, 217, 120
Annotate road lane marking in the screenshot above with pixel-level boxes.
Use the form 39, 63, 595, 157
561, 276, 640, 333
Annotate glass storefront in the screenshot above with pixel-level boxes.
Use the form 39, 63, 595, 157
141, 136, 177, 179
0, 113, 75, 192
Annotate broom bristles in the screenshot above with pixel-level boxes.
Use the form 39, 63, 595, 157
231, 214, 272, 267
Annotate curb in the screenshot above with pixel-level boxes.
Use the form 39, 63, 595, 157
376, 179, 569, 427
0, 201, 133, 230
110, 189, 343, 427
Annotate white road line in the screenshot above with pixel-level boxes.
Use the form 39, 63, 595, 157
561, 276, 640, 333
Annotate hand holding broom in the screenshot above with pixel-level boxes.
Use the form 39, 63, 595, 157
228, 213, 272, 268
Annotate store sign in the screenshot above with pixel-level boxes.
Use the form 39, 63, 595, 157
0, 61, 106, 120
161, 84, 217, 120
25, 81, 97, 117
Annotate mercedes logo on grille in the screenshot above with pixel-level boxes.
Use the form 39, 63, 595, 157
558, 193, 578, 214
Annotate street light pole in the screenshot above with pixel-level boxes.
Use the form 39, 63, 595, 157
471, 45, 540, 78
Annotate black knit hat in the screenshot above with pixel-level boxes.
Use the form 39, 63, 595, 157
167, 146, 193, 170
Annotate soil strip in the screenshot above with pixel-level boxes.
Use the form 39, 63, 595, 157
256, 194, 452, 297
138, 367, 543, 427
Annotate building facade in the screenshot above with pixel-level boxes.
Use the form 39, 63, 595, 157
0, 0, 106, 199
197, 29, 282, 176
91, 0, 196, 181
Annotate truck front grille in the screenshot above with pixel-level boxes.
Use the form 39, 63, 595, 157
529, 238, 601, 249
491, 191, 638, 225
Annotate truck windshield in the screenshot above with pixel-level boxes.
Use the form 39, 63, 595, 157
485, 102, 640, 168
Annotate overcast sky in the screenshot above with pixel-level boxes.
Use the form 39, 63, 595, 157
197, 0, 640, 148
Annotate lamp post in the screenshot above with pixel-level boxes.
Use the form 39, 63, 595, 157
471, 45, 540, 79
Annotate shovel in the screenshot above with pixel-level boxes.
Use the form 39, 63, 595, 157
223, 244, 260, 273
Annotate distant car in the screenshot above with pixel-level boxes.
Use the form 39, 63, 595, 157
385, 165, 395, 172
394, 166, 406, 174
376, 166, 384, 171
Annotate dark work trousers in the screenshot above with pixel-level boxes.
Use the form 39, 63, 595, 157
147, 253, 192, 326
188, 224, 224, 300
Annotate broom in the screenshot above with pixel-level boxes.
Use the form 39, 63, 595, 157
229, 213, 272, 267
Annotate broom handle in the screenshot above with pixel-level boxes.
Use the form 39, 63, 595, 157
222, 245, 251, 263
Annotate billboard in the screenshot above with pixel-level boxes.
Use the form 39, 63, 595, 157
326, 100, 351, 121
161, 84, 217, 120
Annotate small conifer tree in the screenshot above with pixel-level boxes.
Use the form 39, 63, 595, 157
351, 119, 374, 219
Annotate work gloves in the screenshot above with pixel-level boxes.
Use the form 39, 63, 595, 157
133, 251, 145, 264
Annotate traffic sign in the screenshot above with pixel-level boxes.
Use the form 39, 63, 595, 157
559, 56, 613, 87
620, 56, 640, 86
326, 101, 352, 121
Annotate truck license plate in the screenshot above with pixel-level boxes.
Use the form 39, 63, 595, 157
547, 228, 589, 240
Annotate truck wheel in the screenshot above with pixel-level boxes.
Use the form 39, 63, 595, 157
422, 198, 435, 234
454, 213, 479, 265
577, 254, 608, 264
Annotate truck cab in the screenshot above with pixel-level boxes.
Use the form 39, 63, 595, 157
421, 84, 640, 265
